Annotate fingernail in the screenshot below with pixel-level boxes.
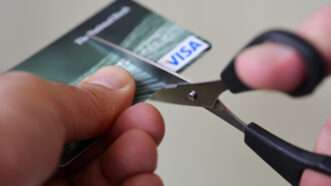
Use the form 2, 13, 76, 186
86, 66, 131, 90
270, 45, 297, 62
243, 44, 296, 66
237, 43, 304, 91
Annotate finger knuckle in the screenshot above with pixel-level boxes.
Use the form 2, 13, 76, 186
310, 6, 331, 31
316, 6, 331, 19
0, 71, 49, 93
3, 71, 41, 83
323, 118, 331, 131
81, 86, 112, 124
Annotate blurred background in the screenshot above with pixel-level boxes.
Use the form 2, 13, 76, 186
0, 0, 331, 185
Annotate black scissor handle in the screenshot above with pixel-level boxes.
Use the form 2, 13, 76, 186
245, 123, 331, 186
221, 30, 327, 97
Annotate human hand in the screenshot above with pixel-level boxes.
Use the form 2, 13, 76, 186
236, 6, 331, 186
0, 66, 164, 186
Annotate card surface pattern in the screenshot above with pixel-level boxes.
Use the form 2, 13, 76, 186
12, 0, 211, 165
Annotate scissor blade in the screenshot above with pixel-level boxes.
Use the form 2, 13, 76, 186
88, 36, 246, 131
151, 80, 228, 108
90, 35, 189, 85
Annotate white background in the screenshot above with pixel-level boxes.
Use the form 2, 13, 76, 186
0, 0, 331, 185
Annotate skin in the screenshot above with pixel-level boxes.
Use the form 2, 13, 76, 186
1, 5, 331, 186
0, 66, 165, 186
236, 5, 331, 186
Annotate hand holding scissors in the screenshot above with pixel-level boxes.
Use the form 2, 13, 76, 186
94, 28, 330, 186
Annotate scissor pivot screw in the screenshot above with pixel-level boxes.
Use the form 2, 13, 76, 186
187, 90, 198, 102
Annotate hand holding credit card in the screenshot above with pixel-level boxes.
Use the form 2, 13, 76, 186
11, 0, 211, 166
9, 0, 331, 185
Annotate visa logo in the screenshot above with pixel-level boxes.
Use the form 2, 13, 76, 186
167, 40, 204, 65
158, 36, 210, 72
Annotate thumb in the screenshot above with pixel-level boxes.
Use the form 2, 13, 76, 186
235, 6, 331, 92
0, 66, 135, 186
63, 66, 136, 141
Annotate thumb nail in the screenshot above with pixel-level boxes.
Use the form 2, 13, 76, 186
236, 43, 304, 91
85, 66, 132, 90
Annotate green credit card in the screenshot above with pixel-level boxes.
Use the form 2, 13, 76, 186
11, 0, 212, 166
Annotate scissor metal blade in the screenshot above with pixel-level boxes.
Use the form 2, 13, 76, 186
90, 35, 189, 85
90, 36, 228, 107
151, 80, 228, 108
90, 36, 246, 132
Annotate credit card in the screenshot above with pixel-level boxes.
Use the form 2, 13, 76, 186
11, 0, 212, 166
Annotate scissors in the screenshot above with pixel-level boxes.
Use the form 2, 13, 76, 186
91, 30, 330, 186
